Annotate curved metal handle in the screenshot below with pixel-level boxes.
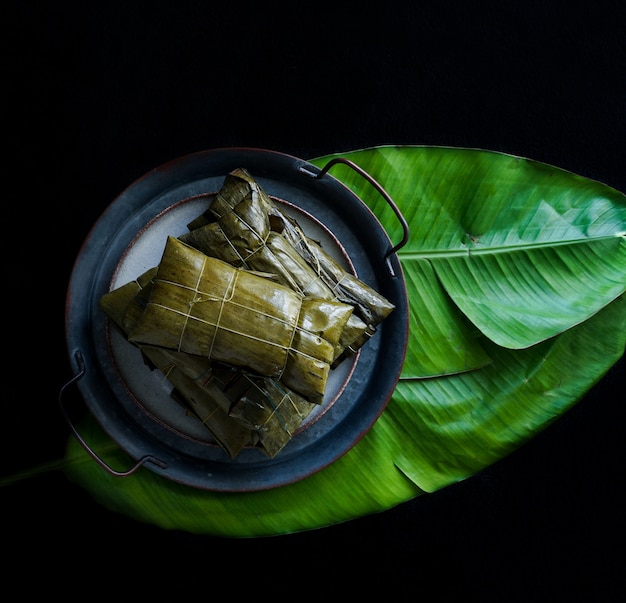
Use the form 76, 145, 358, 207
59, 350, 167, 477
301, 157, 410, 276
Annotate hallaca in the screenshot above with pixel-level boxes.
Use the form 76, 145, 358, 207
127, 236, 354, 405
100, 266, 317, 458
147, 348, 317, 459
180, 168, 395, 362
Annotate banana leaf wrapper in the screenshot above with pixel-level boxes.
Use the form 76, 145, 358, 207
146, 349, 315, 458
180, 220, 370, 363
186, 167, 271, 231
181, 168, 381, 361
99, 273, 253, 458
144, 348, 316, 457
273, 210, 395, 328
98, 266, 158, 334
200, 362, 317, 458
188, 167, 394, 331
100, 269, 317, 458
141, 346, 254, 459
205, 168, 394, 327
127, 236, 354, 404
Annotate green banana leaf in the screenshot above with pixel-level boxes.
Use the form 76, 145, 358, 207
62, 145, 626, 537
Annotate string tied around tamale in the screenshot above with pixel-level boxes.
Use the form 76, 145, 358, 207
329, 273, 351, 297
276, 297, 303, 382
279, 228, 329, 293
213, 216, 271, 271
246, 376, 302, 433
223, 202, 270, 264
218, 201, 325, 294
262, 230, 330, 298
219, 222, 253, 268
270, 388, 311, 430
175, 253, 209, 352
158, 362, 176, 384
264, 392, 293, 434
284, 227, 321, 268
209, 194, 332, 299
292, 241, 328, 297
205, 267, 240, 361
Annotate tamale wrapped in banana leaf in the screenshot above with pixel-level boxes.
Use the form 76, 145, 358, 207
180, 167, 391, 362
145, 349, 315, 458
199, 362, 317, 458
99, 270, 253, 458
185, 167, 270, 231
141, 346, 254, 458
139, 348, 316, 456
270, 208, 396, 328
181, 221, 370, 362
99, 268, 318, 458
127, 236, 354, 404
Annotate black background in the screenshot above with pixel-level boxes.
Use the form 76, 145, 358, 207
6, 2, 625, 598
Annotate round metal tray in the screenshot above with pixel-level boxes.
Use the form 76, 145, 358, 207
63, 147, 409, 491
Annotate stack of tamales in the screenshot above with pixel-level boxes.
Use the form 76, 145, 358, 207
100, 168, 395, 459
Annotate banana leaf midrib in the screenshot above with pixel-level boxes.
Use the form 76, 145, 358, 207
400, 233, 625, 260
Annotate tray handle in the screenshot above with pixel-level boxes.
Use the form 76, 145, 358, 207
301, 157, 409, 276
59, 350, 168, 477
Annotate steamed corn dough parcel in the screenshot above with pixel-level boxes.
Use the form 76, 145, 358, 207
180, 167, 393, 360
181, 222, 370, 362
99, 270, 252, 458
142, 348, 317, 458
272, 208, 395, 328
143, 347, 254, 459
100, 268, 317, 458
192, 361, 318, 458
128, 236, 354, 404
149, 349, 317, 458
